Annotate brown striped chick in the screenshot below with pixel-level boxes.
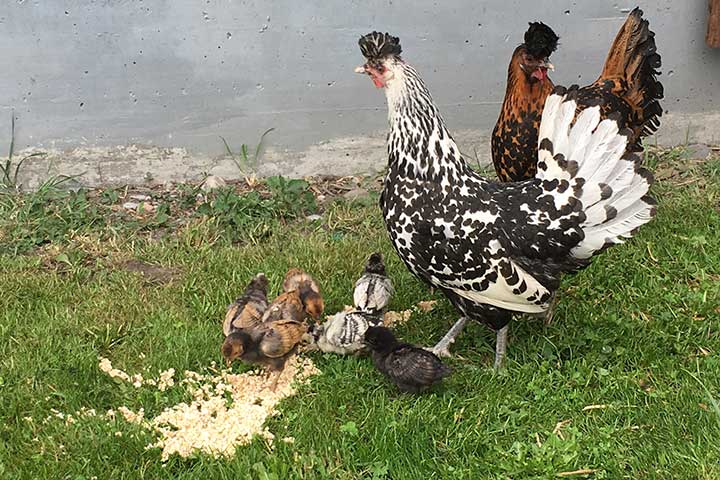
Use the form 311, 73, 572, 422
221, 319, 307, 391
282, 268, 325, 320
223, 288, 308, 390
222, 273, 269, 336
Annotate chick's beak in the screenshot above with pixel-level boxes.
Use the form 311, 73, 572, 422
354, 64, 367, 74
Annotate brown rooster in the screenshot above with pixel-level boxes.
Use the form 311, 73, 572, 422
492, 7, 663, 182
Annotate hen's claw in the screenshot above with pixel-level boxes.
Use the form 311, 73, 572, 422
426, 317, 468, 358
426, 345, 453, 358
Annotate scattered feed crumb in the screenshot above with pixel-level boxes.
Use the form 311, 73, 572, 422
383, 309, 412, 327
157, 368, 175, 391
417, 300, 438, 312
117, 406, 146, 425
98, 357, 131, 383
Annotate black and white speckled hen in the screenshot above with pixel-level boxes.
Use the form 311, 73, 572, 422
355, 32, 656, 368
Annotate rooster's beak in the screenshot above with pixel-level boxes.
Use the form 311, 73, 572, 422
354, 65, 367, 74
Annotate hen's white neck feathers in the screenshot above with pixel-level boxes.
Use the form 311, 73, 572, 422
382, 60, 471, 184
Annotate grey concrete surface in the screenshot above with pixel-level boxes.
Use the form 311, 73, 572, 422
1, 1, 718, 187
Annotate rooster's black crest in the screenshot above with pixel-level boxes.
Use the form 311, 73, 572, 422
359, 31, 402, 61
524, 22, 559, 58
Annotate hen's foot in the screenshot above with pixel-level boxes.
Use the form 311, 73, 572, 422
426, 317, 467, 358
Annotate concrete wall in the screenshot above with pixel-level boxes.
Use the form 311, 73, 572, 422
1, 0, 718, 187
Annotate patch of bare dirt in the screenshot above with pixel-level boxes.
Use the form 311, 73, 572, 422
122, 259, 181, 284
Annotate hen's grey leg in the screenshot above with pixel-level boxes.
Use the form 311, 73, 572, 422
428, 317, 468, 358
543, 292, 559, 325
493, 325, 509, 370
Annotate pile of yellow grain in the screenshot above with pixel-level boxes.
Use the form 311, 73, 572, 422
97, 356, 319, 461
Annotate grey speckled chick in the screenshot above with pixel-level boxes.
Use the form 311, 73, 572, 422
353, 252, 393, 314
313, 309, 383, 355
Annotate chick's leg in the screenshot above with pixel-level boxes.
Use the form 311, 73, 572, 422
493, 325, 509, 370
268, 369, 282, 392
428, 317, 467, 358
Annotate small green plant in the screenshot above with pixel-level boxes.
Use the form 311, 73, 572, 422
265, 176, 317, 217
1, 112, 46, 192
339, 421, 359, 436
220, 127, 275, 175
193, 176, 317, 243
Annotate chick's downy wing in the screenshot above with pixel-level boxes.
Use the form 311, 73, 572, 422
262, 291, 304, 323
354, 275, 394, 312
259, 319, 307, 358
385, 346, 448, 385
223, 302, 266, 336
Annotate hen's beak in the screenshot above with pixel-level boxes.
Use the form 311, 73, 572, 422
354, 65, 367, 74
225, 358, 232, 368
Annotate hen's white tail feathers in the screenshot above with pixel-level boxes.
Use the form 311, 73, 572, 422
536, 85, 656, 260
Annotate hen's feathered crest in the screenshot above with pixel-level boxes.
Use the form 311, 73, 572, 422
359, 32, 402, 61
524, 22, 559, 58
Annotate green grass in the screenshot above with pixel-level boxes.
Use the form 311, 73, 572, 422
1, 149, 719, 479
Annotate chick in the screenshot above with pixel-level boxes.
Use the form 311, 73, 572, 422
283, 268, 320, 293
224, 285, 310, 390
221, 319, 307, 391
261, 289, 305, 324
222, 273, 269, 336
353, 253, 393, 314
313, 309, 382, 355
282, 268, 324, 320
364, 326, 451, 393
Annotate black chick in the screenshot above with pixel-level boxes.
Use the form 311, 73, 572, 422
364, 326, 451, 393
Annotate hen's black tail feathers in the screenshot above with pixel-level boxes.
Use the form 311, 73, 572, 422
599, 7, 663, 139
